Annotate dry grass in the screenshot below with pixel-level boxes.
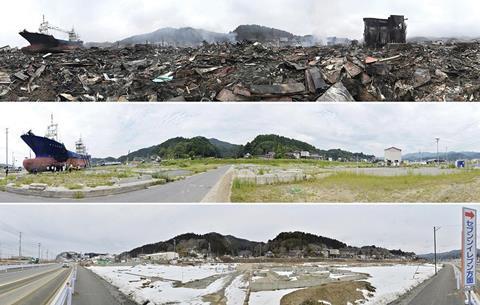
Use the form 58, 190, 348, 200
231, 171, 480, 203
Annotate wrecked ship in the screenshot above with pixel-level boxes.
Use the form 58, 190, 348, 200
21, 115, 90, 173
20, 15, 83, 53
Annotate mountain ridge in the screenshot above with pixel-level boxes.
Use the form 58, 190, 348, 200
119, 231, 415, 259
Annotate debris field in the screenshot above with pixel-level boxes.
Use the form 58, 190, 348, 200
0, 42, 479, 101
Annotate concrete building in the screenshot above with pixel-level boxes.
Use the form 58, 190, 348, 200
300, 151, 310, 159
363, 15, 407, 47
264, 152, 276, 159
328, 249, 340, 258
143, 252, 179, 262
384, 147, 402, 166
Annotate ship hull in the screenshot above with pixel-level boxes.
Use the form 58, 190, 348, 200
21, 132, 90, 173
22, 157, 90, 173
19, 30, 83, 53
23, 157, 65, 173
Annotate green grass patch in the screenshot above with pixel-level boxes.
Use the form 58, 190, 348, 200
73, 192, 85, 199
65, 183, 83, 190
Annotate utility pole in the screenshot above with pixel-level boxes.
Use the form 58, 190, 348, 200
173, 239, 176, 253
5, 128, 8, 169
46, 249, 49, 262
434, 226, 441, 275
38, 243, 41, 262
435, 138, 440, 167
445, 146, 448, 164
18, 232, 22, 258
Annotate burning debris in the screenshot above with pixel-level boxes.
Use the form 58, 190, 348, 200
0, 40, 479, 101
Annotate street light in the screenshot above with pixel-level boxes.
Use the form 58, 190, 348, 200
434, 226, 441, 275
435, 138, 440, 168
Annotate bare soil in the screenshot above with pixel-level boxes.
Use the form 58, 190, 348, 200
280, 281, 375, 305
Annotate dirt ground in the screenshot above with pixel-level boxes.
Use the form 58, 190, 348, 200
280, 281, 374, 305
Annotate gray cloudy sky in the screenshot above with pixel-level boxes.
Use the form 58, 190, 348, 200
0, 204, 472, 257
2, 0, 479, 47
0, 103, 479, 164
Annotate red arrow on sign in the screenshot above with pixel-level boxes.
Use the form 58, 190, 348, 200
465, 211, 475, 219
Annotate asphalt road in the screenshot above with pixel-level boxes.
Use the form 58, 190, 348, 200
406, 265, 464, 305
0, 263, 69, 305
0, 264, 60, 285
0, 165, 231, 202
73, 266, 137, 305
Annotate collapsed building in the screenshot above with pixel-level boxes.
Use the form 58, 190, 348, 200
363, 15, 407, 47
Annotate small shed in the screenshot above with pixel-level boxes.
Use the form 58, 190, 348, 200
384, 147, 402, 166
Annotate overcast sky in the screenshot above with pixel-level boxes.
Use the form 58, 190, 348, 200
0, 204, 472, 257
0, 103, 479, 164
2, 0, 479, 47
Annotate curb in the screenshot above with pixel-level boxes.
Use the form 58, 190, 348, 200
4, 179, 165, 199
201, 166, 234, 203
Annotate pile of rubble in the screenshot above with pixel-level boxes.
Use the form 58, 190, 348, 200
0, 41, 479, 101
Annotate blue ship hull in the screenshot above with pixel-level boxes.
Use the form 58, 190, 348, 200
21, 131, 90, 172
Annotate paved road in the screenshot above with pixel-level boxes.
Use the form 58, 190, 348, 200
0, 165, 231, 202
0, 263, 69, 305
73, 266, 137, 305
0, 264, 60, 285
406, 265, 464, 305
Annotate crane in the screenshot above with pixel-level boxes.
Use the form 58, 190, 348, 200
38, 15, 80, 42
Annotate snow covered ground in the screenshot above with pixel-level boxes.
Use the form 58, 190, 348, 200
89, 263, 436, 305
89, 264, 235, 305
340, 264, 438, 305
249, 289, 300, 305
225, 274, 248, 305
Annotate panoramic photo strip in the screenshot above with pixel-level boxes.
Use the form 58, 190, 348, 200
0, 102, 479, 203
0, 0, 479, 101
0, 204, 477, 305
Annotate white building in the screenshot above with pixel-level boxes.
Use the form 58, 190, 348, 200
384, 147, 402, 166
328, 249, 340, 257
143, 252, 179, 262
300, 151, 310, 158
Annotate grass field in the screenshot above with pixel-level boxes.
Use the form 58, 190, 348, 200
231, 170, 480, 203
4, 168, 136, 189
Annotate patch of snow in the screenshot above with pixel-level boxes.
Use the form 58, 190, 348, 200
275, 271, 294, 277
89, 264, 234, 305
249, 289, 299, 305
225, 274, 248, 305
340, 264, 436, 305
318, 300, 332, 305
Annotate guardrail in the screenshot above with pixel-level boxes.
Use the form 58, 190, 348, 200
49, 265, 77, 305
0, 263, 56, 273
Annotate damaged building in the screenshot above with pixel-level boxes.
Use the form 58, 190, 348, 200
363, 15, 407, 47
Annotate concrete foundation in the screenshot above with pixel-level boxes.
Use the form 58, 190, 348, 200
235, 166, 307, 185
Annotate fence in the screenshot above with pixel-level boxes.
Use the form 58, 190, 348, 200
50, 265, 77, 305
